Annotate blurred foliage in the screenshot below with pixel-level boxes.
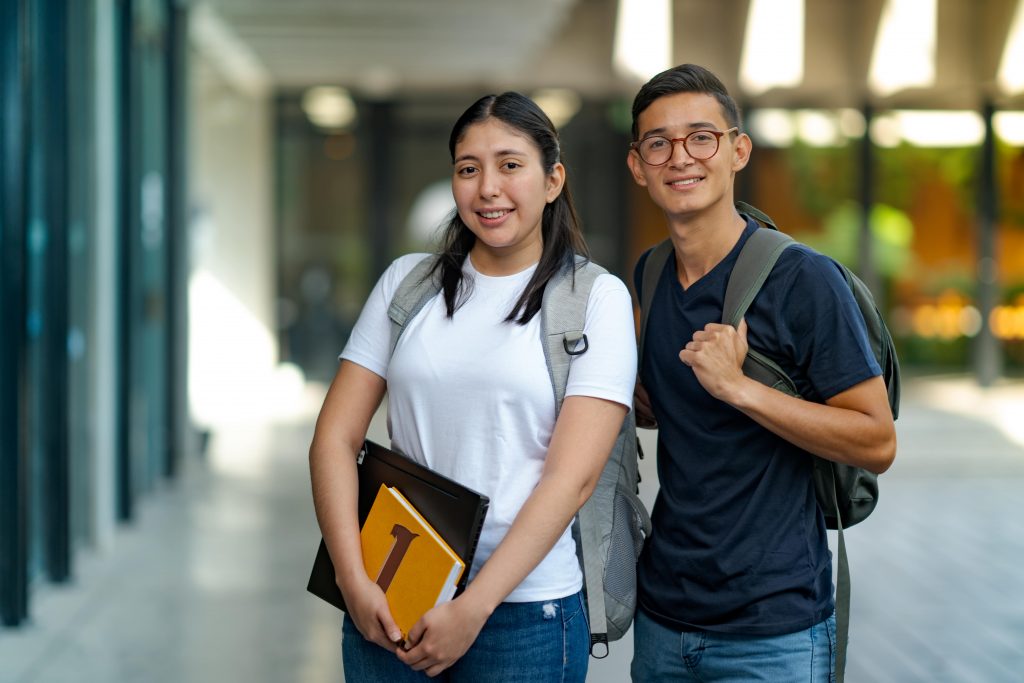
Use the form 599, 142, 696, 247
782, 142, 857, 217
606, 98, 633, 136
876, 144, 977, 214
799, 201, 914, 278
896, 335, 971, 368
779, 141, 995, 369
997, 140, 1024, 230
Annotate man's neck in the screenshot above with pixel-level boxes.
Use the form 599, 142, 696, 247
665, 203, 747, 290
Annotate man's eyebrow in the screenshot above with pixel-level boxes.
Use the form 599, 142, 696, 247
639, 122, 723, 138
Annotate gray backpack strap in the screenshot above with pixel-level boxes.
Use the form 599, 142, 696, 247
540, 257, 604, 409
637, 239, 674, 365
722, 228, 793, 327
387, 256, 442, 356
831, 465, 851, 682
723, 228, 799, 395
539, 258, 611, 655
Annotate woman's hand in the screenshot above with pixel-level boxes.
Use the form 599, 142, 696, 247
395, 594, 491, 677
342, 573, 404, 652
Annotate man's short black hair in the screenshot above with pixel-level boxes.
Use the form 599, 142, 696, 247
631, 63, 742, 140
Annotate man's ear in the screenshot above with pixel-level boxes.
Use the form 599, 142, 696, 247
732, 133, 752, 172
627, 150, 649, 187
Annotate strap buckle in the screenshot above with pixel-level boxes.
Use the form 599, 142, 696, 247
563, 332, 588, 356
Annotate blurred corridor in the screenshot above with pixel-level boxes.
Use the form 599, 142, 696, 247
1, 375, 1023, 682
3, 0, 1024, 680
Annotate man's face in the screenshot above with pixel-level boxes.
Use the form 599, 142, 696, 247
627, 92, 750, 221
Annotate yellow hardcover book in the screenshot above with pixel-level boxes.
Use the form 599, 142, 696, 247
360, 483, 466, 639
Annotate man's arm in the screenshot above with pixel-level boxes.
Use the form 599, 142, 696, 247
680, 319, 896, 473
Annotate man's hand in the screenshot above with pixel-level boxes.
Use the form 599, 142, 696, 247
679, 318, 750, 404
634, 380, 657, 428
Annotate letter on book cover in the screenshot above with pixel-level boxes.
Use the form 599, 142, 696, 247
360, 484, 466, 639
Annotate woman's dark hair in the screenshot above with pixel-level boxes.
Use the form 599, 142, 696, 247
434, 91, 588, 325
631, 63, 742, 140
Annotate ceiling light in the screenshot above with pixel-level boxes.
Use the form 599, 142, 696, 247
740, 0, 804, 95
999, 0, 1024, 94
613, 0, 672, 82
869, 114, 902, 148
301, 86, 357, 131
896, 111, 984, 147
869, 0, 937, 96
747, 109, 796, 147
795, 110, 840, 146
837, 108, 867, 138
531, 88, 582, 129
994, 112, 1024, 144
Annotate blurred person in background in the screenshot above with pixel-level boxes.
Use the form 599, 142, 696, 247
309, 91, 636, 681
627, 63, 896, 682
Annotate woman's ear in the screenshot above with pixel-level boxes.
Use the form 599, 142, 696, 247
545, 162, 566, 203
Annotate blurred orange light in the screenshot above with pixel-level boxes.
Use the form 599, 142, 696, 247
991, 305, 1024, 340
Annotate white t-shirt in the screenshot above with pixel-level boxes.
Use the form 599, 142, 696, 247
341, 253, 637, 602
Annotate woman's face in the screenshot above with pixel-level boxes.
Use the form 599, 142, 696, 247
451, 118, 564, 270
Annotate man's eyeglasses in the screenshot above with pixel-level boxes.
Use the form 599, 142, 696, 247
630, 127, 739, 166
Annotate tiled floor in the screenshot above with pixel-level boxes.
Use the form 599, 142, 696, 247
1, 376, 1023, 682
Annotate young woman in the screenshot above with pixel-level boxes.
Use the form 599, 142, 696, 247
309, 92, 636, 682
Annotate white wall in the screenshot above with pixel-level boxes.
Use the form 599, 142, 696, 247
186, 36, 279, 427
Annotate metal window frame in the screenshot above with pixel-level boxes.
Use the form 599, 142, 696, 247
1, 0, 31, 627
36, 0, 72, 584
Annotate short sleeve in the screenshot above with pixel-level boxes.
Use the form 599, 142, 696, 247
339, 253, 432, 379
564, 273, 638, 410
764, 248, 881, 402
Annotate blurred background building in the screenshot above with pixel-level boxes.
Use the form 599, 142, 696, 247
2, 0, 1023, 672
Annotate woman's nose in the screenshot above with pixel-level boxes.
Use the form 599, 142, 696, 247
478, 169, 501, 197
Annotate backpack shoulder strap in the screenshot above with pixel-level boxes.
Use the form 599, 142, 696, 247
637, 239, 673, 365
539, 256, 613, 656
736, 199, 778, 229
724, 228, 800, 395
387, 255, 442, 357
722, 227, 794, 327
540, 256, 606, 410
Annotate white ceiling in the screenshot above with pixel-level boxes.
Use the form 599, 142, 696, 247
198, 0, 599, 95
195, 0, 1024, 109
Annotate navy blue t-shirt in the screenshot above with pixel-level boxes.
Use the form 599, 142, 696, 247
634, 218, 881, 636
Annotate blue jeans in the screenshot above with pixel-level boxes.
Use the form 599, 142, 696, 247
342, 591, 589, 682
631, 609, 837, 682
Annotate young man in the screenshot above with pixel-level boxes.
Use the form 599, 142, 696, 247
627, 64, 896, 682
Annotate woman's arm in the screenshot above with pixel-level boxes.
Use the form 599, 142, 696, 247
396, 394, 629, 677
308, 359, 402, 648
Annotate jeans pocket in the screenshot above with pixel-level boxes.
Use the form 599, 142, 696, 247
560, 591, 586, 628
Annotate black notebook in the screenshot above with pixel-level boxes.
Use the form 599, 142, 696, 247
306, 439, 490, 612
